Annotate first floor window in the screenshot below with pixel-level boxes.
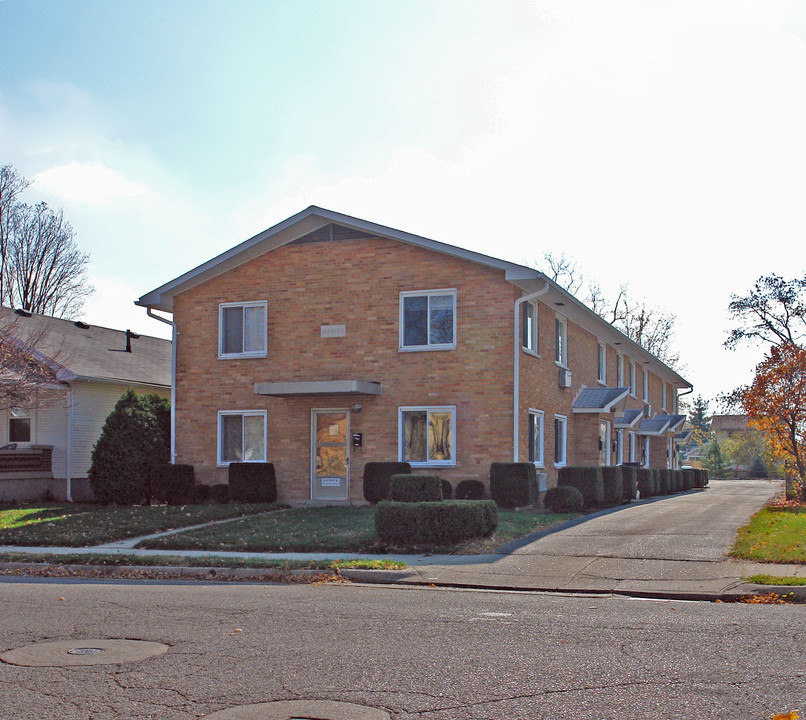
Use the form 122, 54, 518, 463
400, 290, 456, 349
219, 302, 267, 357
616, 429, 624, 465
554, 414, 567, 466
528, 410, 544, 465
9, 408, 30, 443
599, 420, 610, 466
628, 432, 636, 463
642, 437, 650, 467
400, 406, 455, 466
218, 411, 266, 464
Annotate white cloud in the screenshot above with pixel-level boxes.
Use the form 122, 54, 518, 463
34, 162, 146, 205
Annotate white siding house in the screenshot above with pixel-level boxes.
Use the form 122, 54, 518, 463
0, 308, 170, 502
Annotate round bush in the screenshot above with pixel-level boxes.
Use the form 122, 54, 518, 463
544, 485, 584, 513
441, 479, 453, 499
455, 479, 486, 500
187, 484, 211, 504
211, 484, 230, 504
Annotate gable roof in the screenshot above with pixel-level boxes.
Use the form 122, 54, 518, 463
137, 205, 691, 389
0, 307, 171, 387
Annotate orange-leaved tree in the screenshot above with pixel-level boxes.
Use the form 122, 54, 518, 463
741, 343, 806, 499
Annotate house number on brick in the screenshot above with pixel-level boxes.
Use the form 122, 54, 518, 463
321, 324, 346, 338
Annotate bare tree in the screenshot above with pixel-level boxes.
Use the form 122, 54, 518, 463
0, 314, 61, 410
541, 252, 583, 295
0, 165, 92, 317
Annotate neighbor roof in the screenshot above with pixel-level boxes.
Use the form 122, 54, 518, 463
0, 307, 171, 387
137, 205, 691, 389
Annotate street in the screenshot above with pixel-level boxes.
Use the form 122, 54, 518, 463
0, 578, 802, 719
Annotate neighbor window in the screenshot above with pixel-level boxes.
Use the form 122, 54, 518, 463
218, 411, 266, 464
554, 414, 567, 467
219, 302, 267, 358
597, 342, 606, 384
555, 317, 568, 367
399, 406, 455, 466
528, 410, 544, 466
400, 290, 456, 350
522, 300, 538, 354
9, 408, 31, 443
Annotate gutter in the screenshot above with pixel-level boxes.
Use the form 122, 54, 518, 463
145, 308, 177, 464
513, 282, 550, 461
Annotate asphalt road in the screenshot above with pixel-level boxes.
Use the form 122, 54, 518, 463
0, 578, 803, 719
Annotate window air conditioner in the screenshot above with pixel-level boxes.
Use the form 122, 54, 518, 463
558, 369, 572, 388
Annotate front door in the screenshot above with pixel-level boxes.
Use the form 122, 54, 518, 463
311, 409, 350, 501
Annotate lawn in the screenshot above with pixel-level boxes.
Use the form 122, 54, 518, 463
137, 506, 579, 554
0, 503, 276, 547
730, 507, 806, 564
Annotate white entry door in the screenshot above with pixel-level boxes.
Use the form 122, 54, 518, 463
311, 409, 350, 501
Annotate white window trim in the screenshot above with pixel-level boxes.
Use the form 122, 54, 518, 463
399, 288, 457, 352
8, 408, 34, 445
629, 360, 636, 397
522, 299, 539, 356
218, 301, 268, 359
555, 315, 568, 368
616, 354, 624, 388
554, 414, 567, 468
217, 410, 267, 466
643, 369, 650, 403
597, 341, 607, 385
398, 405, 457, 467
528, 409, 544, 467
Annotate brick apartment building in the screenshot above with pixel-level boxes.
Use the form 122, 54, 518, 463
137, 206, 692, 503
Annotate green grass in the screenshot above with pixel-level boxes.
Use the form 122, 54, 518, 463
138, 506, 579, 554
0, 503, 276, 547
730, 508, 806, 564
744, 574, 806, 586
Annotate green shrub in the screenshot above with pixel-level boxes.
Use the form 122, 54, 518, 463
188, 484, 211, 503
389, 474, 442, 502
375, 500, 497, 546
600, 466, 623, 506
682, 469, 694, 491
151, 464, 195, 505
558, 466, 603, 507
229, 463, 277, 503
702, 468, 709, 487
668, 470, 679, 493
455, 479, 486, 500
211, 484, 230, 504
363, 462, 412, 504
489, 462, 538, 508
441, 479, 453, 499
636, 468, 655, 498
620, 465, 638, 502
544, 485, 584, 513
89, 389, 171, 504
657, 469, 671, 495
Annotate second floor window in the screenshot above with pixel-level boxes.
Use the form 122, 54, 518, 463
555, 317, 568, 367
597, 342, 606, 384
219, 302, 267, 358
522, 300, 538, 353
400, 290, 456, 350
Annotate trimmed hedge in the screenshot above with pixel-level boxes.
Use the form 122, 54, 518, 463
636, 468, 655, 498
682, 469, 694, 491
692, 468, 708, 488
620, 465, 638, 502
211, 483, 230, 504
544, 485, 584, 513
228, 463, 277, 503
441, 479, 453, 500
702, 468, 710, 487
657, 468, 671, 496
455, 479, 486, 500
151, 464, 195, 505
668, 470, 679, 493
188, 483, 211, 504
389, 474, 442, 502
363, 462, 412, 504
558, 466, 604, 507
490, 462, 539, 508
375, 500, 497, 546
600, 466, 623, 507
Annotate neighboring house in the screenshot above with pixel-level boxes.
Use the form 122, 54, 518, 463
711, 414, 749, 444
0, 307, 171, 502
137, 206, 692, 504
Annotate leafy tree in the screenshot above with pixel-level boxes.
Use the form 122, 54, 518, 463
89, 389, 171, 504
688, 395, 712, 446
722, 429, 767, 473
703, 438, 726, 477
740, 343, 806, 499
0, 164, 92, 317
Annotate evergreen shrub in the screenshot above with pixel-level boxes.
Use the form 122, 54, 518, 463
88, 389, 171, 504
228, 463, 277, 503
375, 500, 497, 546
702, 468, 710, 487
188, 484, 211, 503
682, 469, 694, 491
363, 462, 411, 504
211, 484, 230, 504
389, 474, 442, 502
455, 479, 486, 500
441, 479, 453, 499
600, 466, 624, 506
657, 468, 671, 495
544, 485, 584, 513
636, 468, 655, 498
620, 465, 638, 502
668, 470, 679, 493
557, 466, 603, 507
489, 462, 539, 508
151, 464, 195, 505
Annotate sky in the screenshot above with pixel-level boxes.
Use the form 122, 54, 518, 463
2, 0, 805, 409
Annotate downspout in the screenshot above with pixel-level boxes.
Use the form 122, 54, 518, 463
146, 307, 177, 464
66, 386, 73, 502
513, 282, 550, 462
674, 385, 694, 469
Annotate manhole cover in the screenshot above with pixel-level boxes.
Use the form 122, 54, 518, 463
204, 699, 391, 719
1, 639, 168, 667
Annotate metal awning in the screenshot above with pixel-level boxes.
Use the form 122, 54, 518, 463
638, 417, 672, 436
254, 380, 382, 396
655, 414, 687, 433
572, 387, 630, 414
